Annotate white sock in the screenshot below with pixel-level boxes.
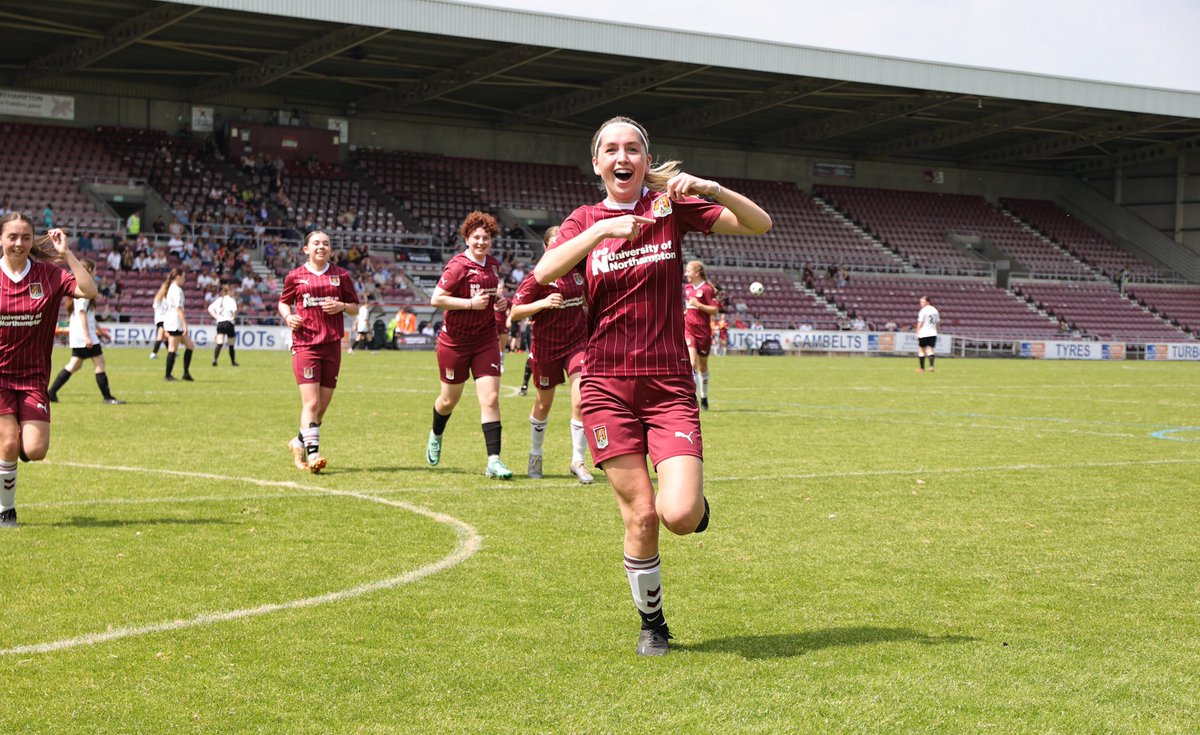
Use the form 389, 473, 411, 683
624, 553, 663, 617
301, 426, 320, 456
692, 370, 701, 391
0, 460, 16, 512
529, 415, 548, 455
699, 372, 710, 399
570, 419, 587, 464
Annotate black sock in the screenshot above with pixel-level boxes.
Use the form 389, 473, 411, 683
213, 344, 223, 361
49, 369, 72, 396
228, 345, 237, 364
165, 352, 177, 377
432, 408, 451, 436
929, 355, 935, 369
183, 348, 194, 374
151, 339, 162, 355
482, 421, 502, 457
522, 359, 532, 388
639, 609, 667, 630
95, 371, 113, 400
919, 356, 926, 370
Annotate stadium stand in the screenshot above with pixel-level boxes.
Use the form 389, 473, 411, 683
1118, 284, 1200, 336
711, 268, 842, 330
1013, 280, 1188, 341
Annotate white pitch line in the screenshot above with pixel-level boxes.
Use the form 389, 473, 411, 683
0, 463, 481, 656
706, 457, 1200, 484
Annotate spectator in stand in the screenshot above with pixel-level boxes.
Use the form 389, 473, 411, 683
800, 320, 814, 332
851, 314, 867, 331
509, 261, 526, 287
337, 210, 356, 229
152, 215, 166, 235
126, 211, 141, 238
106, 248, 122, 272
837, 267, 850, 288
883, 319, 898, 332
42, 203, 54, 230
168, 217, 185, 242
0, 196, 10, 216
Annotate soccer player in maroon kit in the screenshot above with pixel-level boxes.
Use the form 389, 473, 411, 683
426, 211, 513, 479
0, 213, 96, 527
536, 117, 771, 655
278, 230, 359, 474
684, 260, 720, 410
509, 225, 593, 484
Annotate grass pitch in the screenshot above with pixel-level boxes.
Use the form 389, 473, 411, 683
2, 348, 1199, 733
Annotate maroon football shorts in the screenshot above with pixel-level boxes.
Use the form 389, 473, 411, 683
685, 329, 712, 358
580, 374, 702, 468
291, 341, 342, 388
531, 349, 585, 390
0, 388, 52, 424
436, 333, 502, 385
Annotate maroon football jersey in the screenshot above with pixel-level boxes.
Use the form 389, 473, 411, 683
684, 280, 717, 338
279, 263, 358, 348
512, 270, 587, 364
0, 260, 76, 390
436, 252, 502, 345
555, 191, 722, 376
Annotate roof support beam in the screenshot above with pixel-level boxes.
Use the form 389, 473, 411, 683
971, 114, 1179, 164
1064, 132, 1200, 173
865, 103, 1071, 157
504, 62, 702, 126
13, 4, 204, 86
648, 77, 844, 132
190, 25, 390, 100
355, 45, 556, 114
756, 91, 960, 148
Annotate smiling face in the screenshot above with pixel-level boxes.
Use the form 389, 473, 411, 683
304, 231, 332, 266
592, 123, 650, 204
465, 226, 492, 260
0, 218, 34, 265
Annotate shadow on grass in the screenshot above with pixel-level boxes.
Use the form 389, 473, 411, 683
676, 626, 976, 659
45, 516, 236, 529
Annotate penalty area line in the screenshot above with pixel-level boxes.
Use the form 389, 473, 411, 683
1, 462, 482, 657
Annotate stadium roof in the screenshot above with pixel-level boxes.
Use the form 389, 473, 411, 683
3, 0, 1199, 175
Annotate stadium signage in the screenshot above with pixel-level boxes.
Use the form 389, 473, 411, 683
1019, 341, 1127, 360
728, 329, 952, 355
0, 88, 74, 120
101, 323, 293, 350
1145, 342, 1200, 361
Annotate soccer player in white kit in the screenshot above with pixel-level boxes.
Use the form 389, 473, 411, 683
915, 295, 940, 373
47, 258, 124, 405
207, 284, 239, 366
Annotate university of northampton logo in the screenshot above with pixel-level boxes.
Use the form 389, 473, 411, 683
593, 425, 609, 450
303, 367, 314, 380
652, 194, 672, 217
29, 283, 44, 300
329, 276, 340, 286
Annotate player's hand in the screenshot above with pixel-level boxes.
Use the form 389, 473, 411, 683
47, 228, 70, 254
286, 314, 303, 330
601, 215, 654, 241
666, 173, 719, 201
687, 297, 700, 308
468, 292, 491, 311
320, 299, 343, 314
85, 339, 94, 348
493, 295, 508, 311
545, 293, 564, 309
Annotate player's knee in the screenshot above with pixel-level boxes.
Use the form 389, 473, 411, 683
659, 504, 702, 535
625, 507, 660, 538
23, 444, 48, 462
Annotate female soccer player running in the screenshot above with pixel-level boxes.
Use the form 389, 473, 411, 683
47, 258, 123, 405
208, 284, 239, 366
509, 225, 593, 484
0, 213, 97, 527
159, 269, 196, 382
426, 211, 512, 479
536, 116, 771, 655
684, 260, 719, 410
279, 230, 359, 473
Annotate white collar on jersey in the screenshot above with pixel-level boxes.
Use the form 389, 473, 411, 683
603, 187, 649, 211
304, 262, 331, 276
462, 251, 487, 266
0, 258, 32, 283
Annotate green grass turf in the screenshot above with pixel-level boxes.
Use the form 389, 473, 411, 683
2, 348, 1199, 733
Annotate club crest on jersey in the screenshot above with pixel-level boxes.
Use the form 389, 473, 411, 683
445, 368, 455, 381
303, 367, 314, 380
29, 283, 44, 300
652, 194, 673, 217
573, 272, 584, 286
329, 276, 340, 286
539, 376, 549, 387
593, 424, 609, 450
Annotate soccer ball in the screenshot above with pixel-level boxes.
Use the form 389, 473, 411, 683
749, 281, 764, 296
